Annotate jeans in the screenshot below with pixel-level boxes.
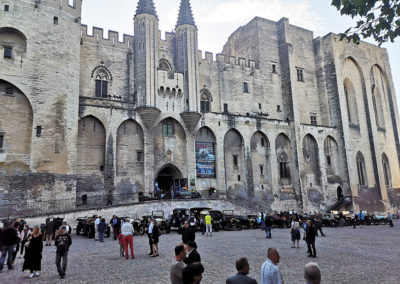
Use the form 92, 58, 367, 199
98, 231, 105, 242
307, 241, 316, 257
0, 245, 15, 270
55, 251, 68, 276
265, 226, 272, 238
206, 224, 212, 236
123, 235, 134, 259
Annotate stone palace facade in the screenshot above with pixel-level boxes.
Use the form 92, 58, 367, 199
1, 0, 400, 212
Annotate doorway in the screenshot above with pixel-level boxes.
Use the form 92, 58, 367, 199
155, 165, 185, 199
337, 186, 343, 201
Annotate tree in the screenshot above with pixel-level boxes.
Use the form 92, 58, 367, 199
331, 0, 400, 45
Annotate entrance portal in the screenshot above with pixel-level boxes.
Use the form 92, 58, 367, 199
155, 165, 186, 199
337, 186, 343, 201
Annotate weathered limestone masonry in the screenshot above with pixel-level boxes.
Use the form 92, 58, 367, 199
1, 0, 399, 213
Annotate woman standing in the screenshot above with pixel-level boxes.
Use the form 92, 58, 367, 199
290, 218, 301, 248
151, 220, 160, 257
19, 225, 32, 257
22, 226, 43, 279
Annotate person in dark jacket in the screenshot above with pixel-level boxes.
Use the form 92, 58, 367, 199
305, 220, 317, 258
226, 257, 257, 284
55, 226, 72, 279
12, 222, 21, 265
151, 220, 160, 257
110, 215, 121, 240
22, 225, 43, 278
264, 215, 273, 239
98, 218, 107, 242
0, 222, 20, 272
184, 241, 201, 265
182, 221, 195, 245
45, 219, 55, 246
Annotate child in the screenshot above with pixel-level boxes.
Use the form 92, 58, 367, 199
117, 232, 125, 257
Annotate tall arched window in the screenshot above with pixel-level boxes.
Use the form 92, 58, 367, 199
356, 152, 367, 186
91, 61, 112, 98
344, 78, 359, 125
382, 154, 391, 186
200, 89, 212, 113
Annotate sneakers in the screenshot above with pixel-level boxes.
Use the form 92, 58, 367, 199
35, 271, 40, 276
29, 273, 35, 278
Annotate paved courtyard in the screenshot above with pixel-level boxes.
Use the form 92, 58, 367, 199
1, 221, 399, 284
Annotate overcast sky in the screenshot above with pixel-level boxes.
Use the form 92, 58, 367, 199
81, 0, 400, 107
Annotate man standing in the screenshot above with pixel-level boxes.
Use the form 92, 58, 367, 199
304, 262, 321, 284
45, 218, 55, 246
147, 217, 153, 255
170, 244, 187, 284
388, 212, 394, 227
181, 220, 195, 244
0, 222, 19, 272
226, 257, 257, 284
260, 248, 283, 284
121, 218, 134, 259
94, 216, 100, 241
110, 215, 121, 240
306, 220, 317, 258
205, 213, 212, 237
55, 226, 72, 279
264, 215, 272, 239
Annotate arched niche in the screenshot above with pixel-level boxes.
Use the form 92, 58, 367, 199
382, 153, 391, 187
275, 133, 292, 186
0, 79, 33, 171
0, 27, 27, 59
224, 129, 244, 190
370, 65, 387, 129
154, 117, 187, 173
116, 120, 144, 177
77, 116, 105, 176
356, 151, 367, 186
302, 134, 321, 186
343, 78, 359, 125
195, 127, 216, 178
250, 131, 271, 190
324, 136, 339, 177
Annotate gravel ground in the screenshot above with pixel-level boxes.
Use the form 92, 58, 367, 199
0, 221, 399, 284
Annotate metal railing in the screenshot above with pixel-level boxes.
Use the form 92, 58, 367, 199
0, 191, 226, 219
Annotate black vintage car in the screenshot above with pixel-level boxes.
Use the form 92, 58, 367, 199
222, 210, 242, 231
119, 216, 145, 235
141, 211, 171, 234
175, 190, 201, 199
169, 208, 189, 231
76, 216, 111, 238
247, 215, 260, 229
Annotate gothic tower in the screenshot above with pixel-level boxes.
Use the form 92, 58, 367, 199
175, 0, 199, 111
134, 0, 159, 106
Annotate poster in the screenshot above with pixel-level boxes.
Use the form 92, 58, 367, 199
196, 142, 216, 178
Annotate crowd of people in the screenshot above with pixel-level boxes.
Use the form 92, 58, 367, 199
0, 220, 72, 279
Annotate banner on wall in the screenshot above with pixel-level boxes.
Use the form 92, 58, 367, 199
195, 142, 216, 178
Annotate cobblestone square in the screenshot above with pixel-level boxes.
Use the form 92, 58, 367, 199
1, 221, 399, 284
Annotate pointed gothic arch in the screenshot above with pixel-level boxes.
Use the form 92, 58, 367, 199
200, 88, 213, 113
356, 151, 367, 186
91, 61, 113, 98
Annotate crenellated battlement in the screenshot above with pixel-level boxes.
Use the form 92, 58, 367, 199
197, 50, 260, 71
80, 25, 134, 49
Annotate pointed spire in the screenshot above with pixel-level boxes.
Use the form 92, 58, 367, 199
176, 0, 196, 28
135, 0, 158, 19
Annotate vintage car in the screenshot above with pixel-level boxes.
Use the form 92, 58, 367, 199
76, 216, 110, 238
247, 215, 260, 229
198, 210, 221, 232
175, 190, 201, 199
222, 210, 242, 231
141, 211, 171, 234
169, 208, 189, 231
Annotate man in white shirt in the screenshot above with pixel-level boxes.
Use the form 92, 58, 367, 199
147, 218, 154, 255
94, 216, 100, 241
260, 248, 283, 284
121, 218, 134, 259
